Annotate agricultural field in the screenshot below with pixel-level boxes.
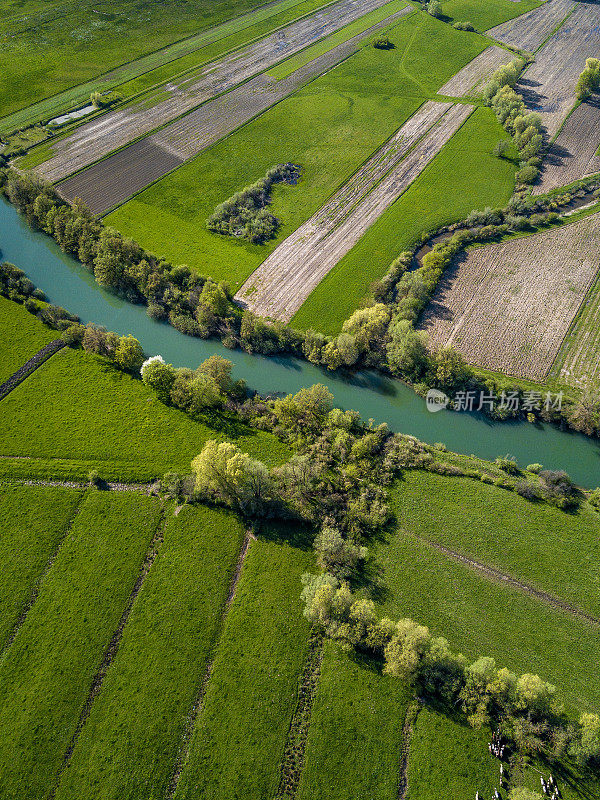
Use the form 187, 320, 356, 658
419, 212, 600, 381
486, 0, 576, 52
441, 0, 542, 31
535, 98, 600, 194
0, 294, 59, 383
437, 45, 510, 98
554, 266, 600, 391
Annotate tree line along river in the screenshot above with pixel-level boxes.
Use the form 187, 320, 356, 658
1, 196, 599, 488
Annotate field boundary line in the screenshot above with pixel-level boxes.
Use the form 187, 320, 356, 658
532, 3, 576, 53
274, 628, 325, 799
165, 530, 254, 799
398, 699, 420, 800
0, 488, 87, 662
47, 501, 169, 799
416, 536, 600, 626
5, 478, 153, 492
0, 339, 65, 401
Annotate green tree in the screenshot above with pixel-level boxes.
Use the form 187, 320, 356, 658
198, 354, 234, 394
141, 356, 176, 402
570, 713, 600, 765
387, 318, 429, 379
114, 334, 144, 373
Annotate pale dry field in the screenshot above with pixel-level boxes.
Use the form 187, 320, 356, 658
534, 99, 600, 194
36, 0, 397, 184
486, 0, 575, 52
235, 102, 473, 321
437, 46, 510, 98
57, 7, 411, 214
420, 213, 600, 381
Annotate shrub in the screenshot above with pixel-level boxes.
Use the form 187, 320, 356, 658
516, 164, 539, 184
426, 0, 441, 16
495, 455, 519, 474
372, 35, 393, 49
526, 463, 543, 473
589, 488, 600, 511
515, 481, 543, 502
452, 20, 474, 30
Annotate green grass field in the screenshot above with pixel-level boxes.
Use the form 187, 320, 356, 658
107, 11, 487, 290
53, 504, 244, 800
0, 295, 59, 382
0, 0, 277, 121
297, 641, 412, 800
292, 106, 516, 334
0, 483, 82, 648
174, 539, 313, 799
406, 707, 497, 800
389, 471, 600, 619
441, 0, 541, 31
0, 347, 288, 478
0, 490, 161, 800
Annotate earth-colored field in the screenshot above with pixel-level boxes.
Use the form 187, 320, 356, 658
535, 98, 600, 194
236, 102, 474, 321
35, 0, 400, 186
554, 263, 600, 391
437, 44, 510, 97
420, 213, 600, 380
486, 0, 575, 52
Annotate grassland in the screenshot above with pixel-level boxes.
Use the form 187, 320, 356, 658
0, 0, 279, 121
53, 504, 244, 800
373, 481, 600, 713
292, 106, 515, 335
406, 707, 497, 800
0, 490, 161, 800
297, 641, 411, 800
0, 295, 59, 383
441, 0, 541, 32
0, 347, 288, 478
107, 11, 487, 289
173, 539, 313, 799
0, 483, 82, 648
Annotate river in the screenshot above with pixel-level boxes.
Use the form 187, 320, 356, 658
1, 196, 599, 487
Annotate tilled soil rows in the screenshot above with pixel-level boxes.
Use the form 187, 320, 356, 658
235, 102, 473, 321
35, 0, 402, 184
534, 98, 600, 194
56, 6, 412, 214
437, 45, 510, 98
486, 0, 575, 52
420, 212, 600, 381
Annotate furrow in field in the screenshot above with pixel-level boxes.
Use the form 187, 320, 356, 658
437, 45, 509, 98
56, 5, 412, 214
534, 98, 600, 193
235, 102, 473, 322
35, 0, 401, 184
486, 0, 575, 52
517, 0, 600, 139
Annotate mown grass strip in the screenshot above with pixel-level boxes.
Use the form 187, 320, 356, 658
0, 483, 83, 650
0, 490, 161, 800
52, 504, 244, 800
0, 295, 60, 383
173, 539, 313, 800
296, 641, 412, 800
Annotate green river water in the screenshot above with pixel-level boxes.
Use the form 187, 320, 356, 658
1, 196, 599, 487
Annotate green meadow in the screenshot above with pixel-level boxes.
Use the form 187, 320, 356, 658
0, 295, 59, 382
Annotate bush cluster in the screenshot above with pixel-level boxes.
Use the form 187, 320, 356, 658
206, 163, 301, 244
575, 58, 600, 101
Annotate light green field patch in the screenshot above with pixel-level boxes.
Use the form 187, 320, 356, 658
442, 0, 541, 32
0, 295, 59, 382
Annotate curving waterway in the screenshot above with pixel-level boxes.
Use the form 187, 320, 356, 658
1, 196, 599, 487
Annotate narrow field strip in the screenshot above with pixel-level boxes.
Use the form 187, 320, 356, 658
0, 483, 83, 652
52, 505, 244, 800
173, 540, 313, 800
0, 339, 65, 400
556, 268, 600, 390
57, 5, 412, 214
236, 102, 473, 321
37, 0, 398, 185
296, 642, 413, 800
486, 0, 575, 52
0, 491, 162, 800
398, 700, 420, 800
420, 212, 600, 380
437, 45, 509, 98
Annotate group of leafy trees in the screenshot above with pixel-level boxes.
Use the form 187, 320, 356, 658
206, 163, 301, 244
483, 58, 544, 185
576, 58, 600, 100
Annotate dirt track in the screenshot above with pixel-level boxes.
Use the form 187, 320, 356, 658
420, 212, 600, 380
235, 102, 473, 321
36, 0, 402, 184
534, 100, 600, 194
486, 0, 575, 52
56, 6, 412, 214
437, 45, 509, 97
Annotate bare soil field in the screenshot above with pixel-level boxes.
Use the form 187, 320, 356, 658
518, 1, 600, 139
234, 102, 473, 321
56, 7, 412, 214
486, 0, 575, 52
437, 46, 510, 97
420, 213, 600, 381
534, 98, 600, 194
34, 0, 400, 184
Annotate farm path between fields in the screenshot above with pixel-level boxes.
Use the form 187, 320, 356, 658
56, 5, 413, 214
165, 530, 254, 798
398, 700, 420, 800
420, 537, 600, 628
235, 101, 474, 322
36, 0, 403, 185
0, 339, 65, 401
